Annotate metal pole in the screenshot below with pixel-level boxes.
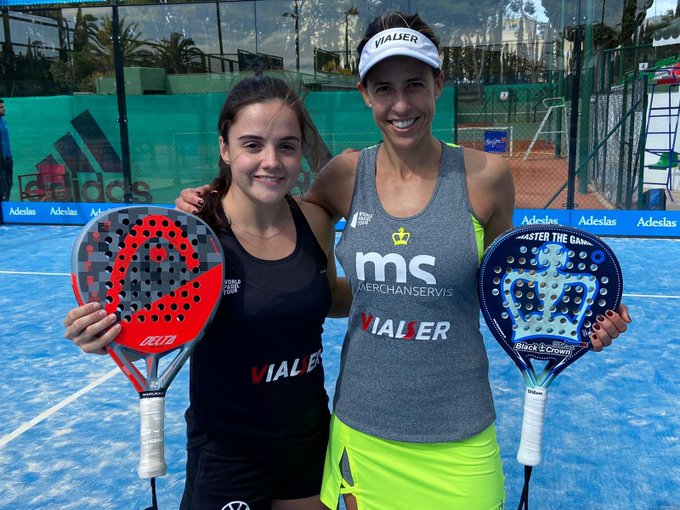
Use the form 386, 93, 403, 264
555, 0, 567, 158
566, 2, 583, 210
577, 0, 594, 194
344, 13, 349, 69
294, 0, 299, 73
282, 1, 300, 73
216, 1, 225, 72
111, 2, 133, 203
254, 2, 258, 54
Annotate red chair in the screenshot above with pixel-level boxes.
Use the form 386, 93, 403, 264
18, 163, 70, 201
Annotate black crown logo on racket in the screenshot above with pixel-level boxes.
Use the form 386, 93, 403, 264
500, 239, 601, 345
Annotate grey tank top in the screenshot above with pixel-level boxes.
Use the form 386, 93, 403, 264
334, 142, 496, 442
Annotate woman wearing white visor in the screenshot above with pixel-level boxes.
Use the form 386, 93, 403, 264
310, 12, 630, 510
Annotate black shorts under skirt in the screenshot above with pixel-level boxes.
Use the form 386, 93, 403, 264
179, 424, 329, 510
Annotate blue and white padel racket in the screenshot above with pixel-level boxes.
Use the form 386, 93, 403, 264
71, 206, 224, 509
478, 224, 623, 509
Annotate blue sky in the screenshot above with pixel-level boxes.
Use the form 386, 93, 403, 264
648, 0, 676, 18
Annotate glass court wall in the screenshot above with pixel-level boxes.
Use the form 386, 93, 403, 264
0, 0, 677, 236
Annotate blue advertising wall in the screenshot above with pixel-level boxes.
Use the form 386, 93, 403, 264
514, 208, 680, 237
1, 202, 173, 226
4, 201, 680, 238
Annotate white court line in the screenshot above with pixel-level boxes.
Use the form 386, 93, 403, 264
0, 270, 69, 276
624, 293, 680, 299
0, 368, 119, 449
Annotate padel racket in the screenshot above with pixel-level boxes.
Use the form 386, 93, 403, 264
71, 206, 224, 484
478, 224, 623, 508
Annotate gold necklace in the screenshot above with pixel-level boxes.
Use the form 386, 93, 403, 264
231, 222, 287, 240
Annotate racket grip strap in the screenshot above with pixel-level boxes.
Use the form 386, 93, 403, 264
138, 395, 167, 479
517, 386, 548, 467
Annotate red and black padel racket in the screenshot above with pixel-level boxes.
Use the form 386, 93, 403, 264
478, 224, 623, 510
71, 206, 223, 491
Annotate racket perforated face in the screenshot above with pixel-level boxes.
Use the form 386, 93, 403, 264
71, 206, 224, 393
479, 225, 623, 385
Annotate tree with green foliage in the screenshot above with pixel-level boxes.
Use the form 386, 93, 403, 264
88, 15, 153, 72
151, 32, 205, 74
70, 9, 100, 91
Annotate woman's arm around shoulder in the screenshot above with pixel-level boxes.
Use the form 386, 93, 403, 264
297, 198, 351, 318
463, 147, 515, 249
304, 150, 360, 223
175, 184, 211, 214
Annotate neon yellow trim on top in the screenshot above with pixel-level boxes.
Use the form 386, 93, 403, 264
444, 142, 484, 264
472, 215, 485, 265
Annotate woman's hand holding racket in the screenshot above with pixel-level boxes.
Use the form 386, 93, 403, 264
65, 301, 121, 355
588, 303, 630, 352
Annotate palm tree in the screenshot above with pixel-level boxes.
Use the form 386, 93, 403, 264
151, 32, 205, 74
73, 8, 97, 52
88, 15, 153, 73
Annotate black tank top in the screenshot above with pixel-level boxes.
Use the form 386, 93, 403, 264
185, 196, 331, 453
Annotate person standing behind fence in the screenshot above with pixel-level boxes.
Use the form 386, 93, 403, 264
0, 99, 13, 201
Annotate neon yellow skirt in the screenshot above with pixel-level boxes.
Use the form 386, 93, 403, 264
320, 415, 505, 510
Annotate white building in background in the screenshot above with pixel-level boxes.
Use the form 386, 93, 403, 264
500, 15, 548, 62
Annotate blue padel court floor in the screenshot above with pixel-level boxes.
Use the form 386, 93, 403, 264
0, 224, 678, 510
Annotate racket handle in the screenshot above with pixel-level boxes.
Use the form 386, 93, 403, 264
517, 386, 548, 467
138, 395, 167, 478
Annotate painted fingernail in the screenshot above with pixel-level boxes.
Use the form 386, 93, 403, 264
591, 333, 598, 341
593, 323, 602, 331
606, 310, 615, 317
596, 315, 605, 322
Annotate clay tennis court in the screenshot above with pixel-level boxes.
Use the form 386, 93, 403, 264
459, 138, 612, 210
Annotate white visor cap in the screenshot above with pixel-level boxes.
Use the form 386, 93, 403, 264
358, 27, 442, 81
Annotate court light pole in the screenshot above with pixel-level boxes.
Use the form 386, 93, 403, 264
111, 0, 132, 203
282, 0, 300, 73
216, 1, 226, 72
566, 1, 584, 211
344, 6, 359, 70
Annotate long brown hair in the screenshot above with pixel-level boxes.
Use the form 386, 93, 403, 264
198, 75, 319, 229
